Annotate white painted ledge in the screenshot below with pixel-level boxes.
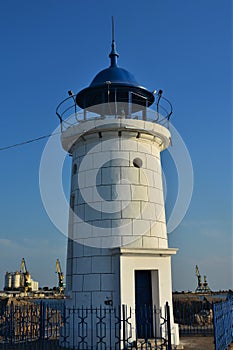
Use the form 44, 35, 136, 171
111, 247, 178, 257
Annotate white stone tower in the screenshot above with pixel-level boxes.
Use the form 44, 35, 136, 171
57, 33, 179, 345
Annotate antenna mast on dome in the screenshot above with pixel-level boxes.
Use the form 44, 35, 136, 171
109, 16, 119, 67
112, 16, 115, 42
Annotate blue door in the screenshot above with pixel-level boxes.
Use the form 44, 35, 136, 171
135, 270, 153, 338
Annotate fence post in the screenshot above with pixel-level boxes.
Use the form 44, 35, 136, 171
39, 300, 46, 350
166, 302, 172, 350
9, 301, 14, 345
213, 302, 217, 350
122, 304, 127, 350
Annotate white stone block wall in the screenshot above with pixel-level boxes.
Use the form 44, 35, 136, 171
71, 135, 167, 237
64, 119, 171, 308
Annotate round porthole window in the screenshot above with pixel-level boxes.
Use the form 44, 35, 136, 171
133, 158, 143, 168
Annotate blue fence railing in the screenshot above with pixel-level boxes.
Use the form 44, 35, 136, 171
213, 298, 233, 350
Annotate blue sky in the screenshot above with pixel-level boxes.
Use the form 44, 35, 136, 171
0, 0, 232, 291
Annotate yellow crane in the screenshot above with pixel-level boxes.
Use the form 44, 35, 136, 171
20, 258, 31, 292
56, 259, 65, 293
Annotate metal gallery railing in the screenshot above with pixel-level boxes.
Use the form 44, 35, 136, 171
56, 94, 173, 133
0, 301, 172, 350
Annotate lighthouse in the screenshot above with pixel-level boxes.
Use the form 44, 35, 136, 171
57, 27, 179, 346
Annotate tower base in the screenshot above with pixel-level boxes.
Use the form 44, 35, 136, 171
113, 247, 179, 345
64, 246, 179, 347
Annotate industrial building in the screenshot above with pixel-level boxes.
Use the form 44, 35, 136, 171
4, 258, 39, 292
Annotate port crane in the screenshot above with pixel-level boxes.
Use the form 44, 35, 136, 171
203, 275, 211, 293
20, 258, 31, 292
195, 265, 211, 293
56, 259, 65, 293
195, 265, 202, 292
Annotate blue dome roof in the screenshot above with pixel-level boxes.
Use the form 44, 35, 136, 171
90, 66, 140, 88
75, 39, 154, 111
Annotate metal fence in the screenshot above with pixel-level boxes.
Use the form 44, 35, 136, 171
0, 301, 172, 350
173, 298, 214, 336
0, 301, 64, 350
213, 298, 233, 350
